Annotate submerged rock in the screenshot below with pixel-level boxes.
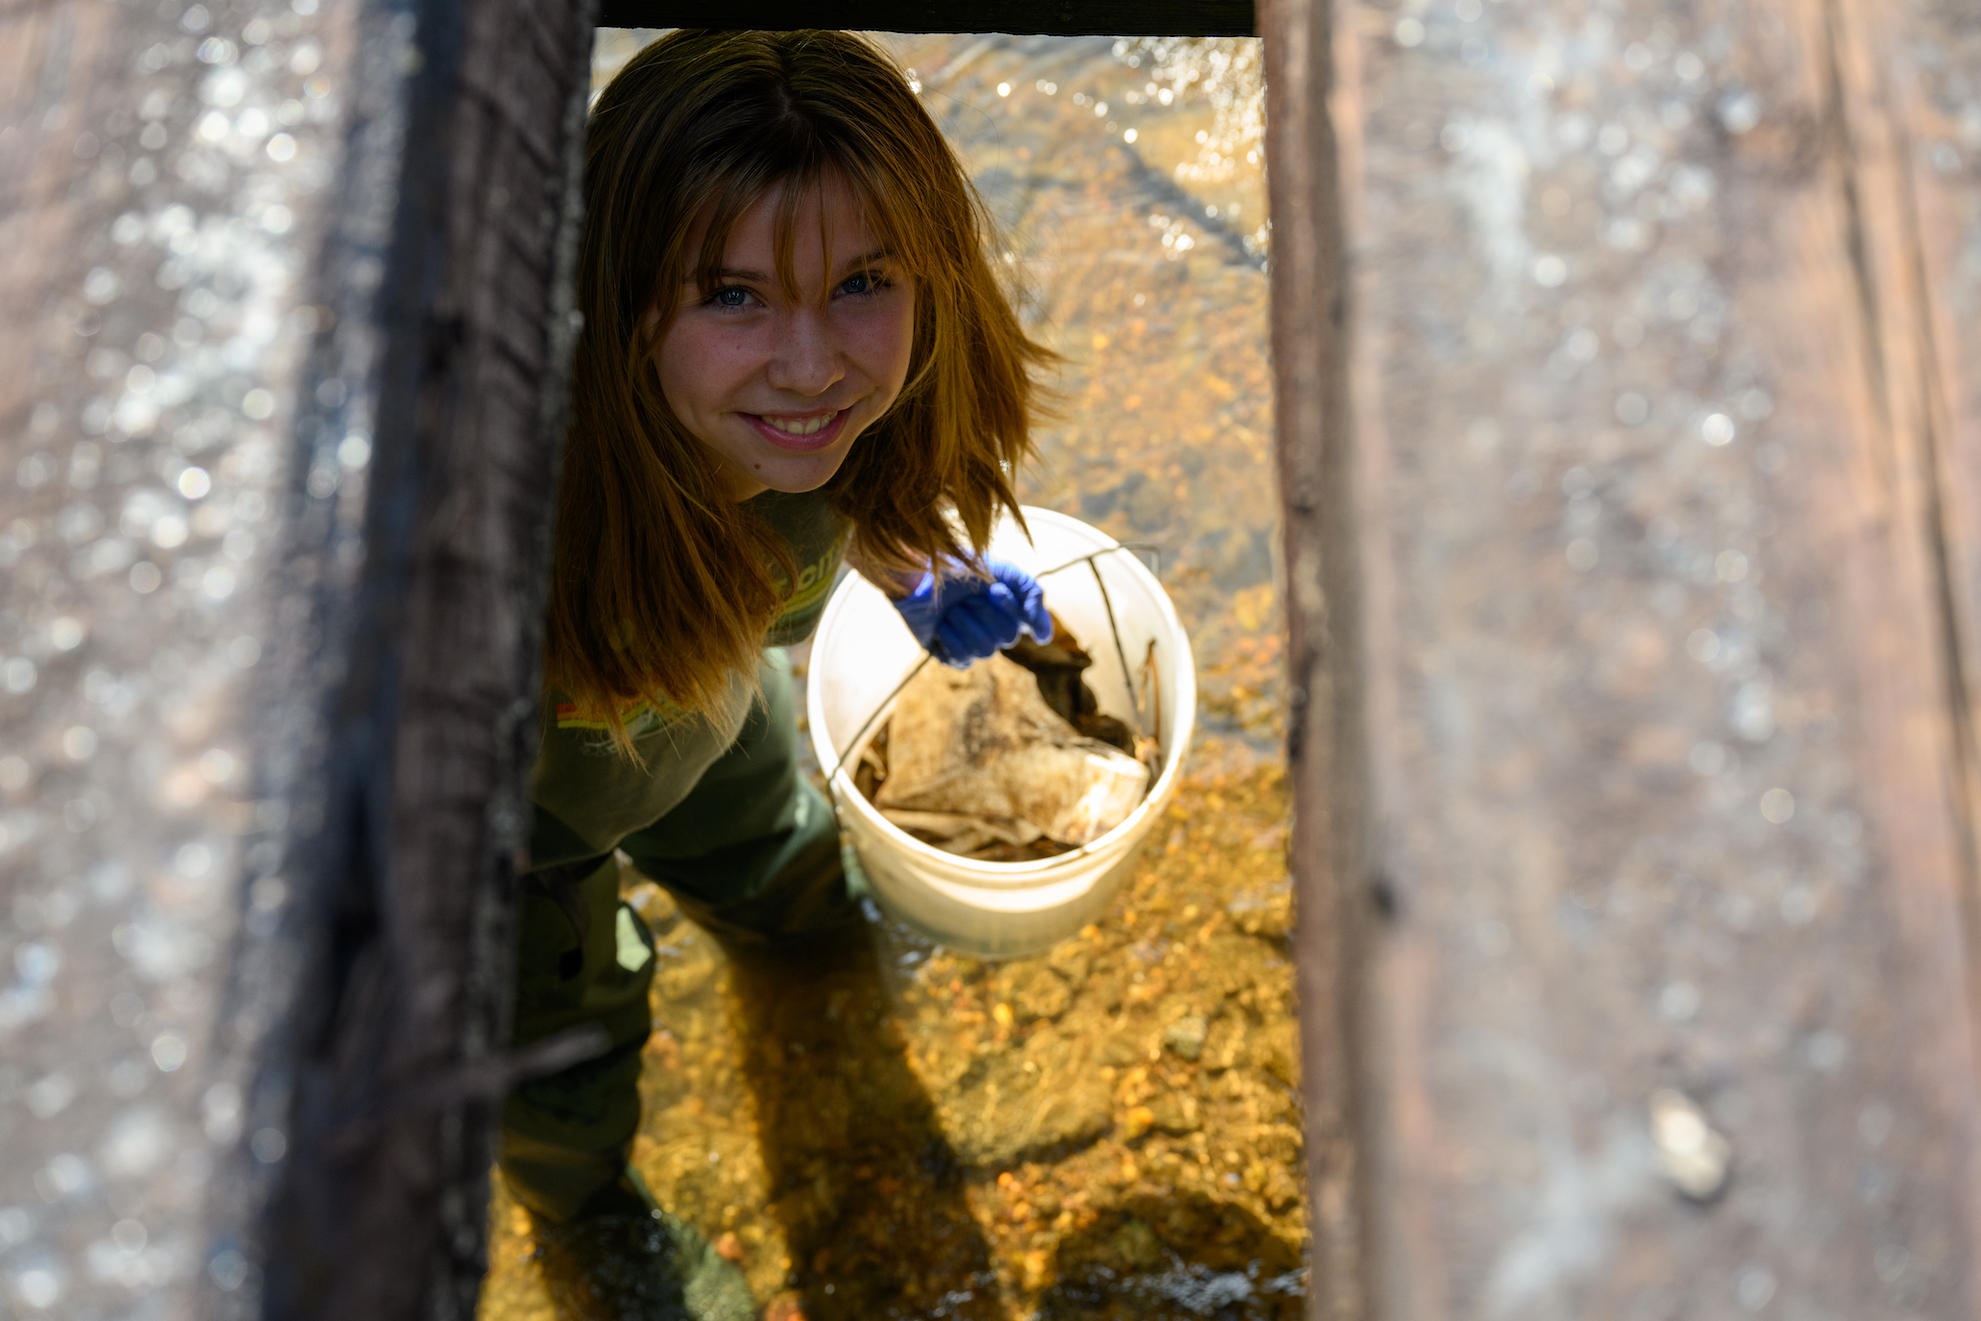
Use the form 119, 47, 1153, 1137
997, 959, 1075, 1023
1047, 941, 1094, 985
934, 1032, 1114, 1166
1163, 1014, 1209, 1062
1146, 1093, 1202, 1134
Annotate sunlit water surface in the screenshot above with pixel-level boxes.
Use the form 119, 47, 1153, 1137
478, 30, 1297, 1321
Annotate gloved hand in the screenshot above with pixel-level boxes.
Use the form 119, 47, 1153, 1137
891, 559, 1053, 668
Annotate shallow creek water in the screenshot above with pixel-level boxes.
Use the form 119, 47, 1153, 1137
478, 30, 1297, 1321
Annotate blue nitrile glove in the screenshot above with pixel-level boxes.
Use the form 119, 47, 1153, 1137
892, 559, 1054, 668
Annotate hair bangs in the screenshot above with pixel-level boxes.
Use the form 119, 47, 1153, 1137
689, 151, 923, 311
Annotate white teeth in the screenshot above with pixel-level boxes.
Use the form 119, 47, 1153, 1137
762, 411, 836, 437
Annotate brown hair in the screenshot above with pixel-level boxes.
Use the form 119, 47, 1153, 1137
547, 29, 1054, 750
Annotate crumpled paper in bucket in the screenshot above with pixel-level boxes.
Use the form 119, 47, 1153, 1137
872, 654, 1151, 855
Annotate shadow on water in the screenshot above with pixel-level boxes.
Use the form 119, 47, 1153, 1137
1037, 1193, 1304, 1320
727, 932, 1002, 1320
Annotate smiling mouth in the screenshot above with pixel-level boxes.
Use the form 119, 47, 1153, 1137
759, 411, 840, 437
746, 408, 851, 451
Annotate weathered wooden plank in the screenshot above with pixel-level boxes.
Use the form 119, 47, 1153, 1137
1903, 1, 1981, 674
1260, 0, 1370, 1318
215, 0, 598, 1315
1854, 0, 1981, 987
596, 0, 1255, 36
1341, 0, 1981, 1313
0, 0, 586, 1315
0, 0, 364, 1315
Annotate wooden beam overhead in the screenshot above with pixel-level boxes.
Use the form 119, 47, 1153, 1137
595, 0, 1255, 36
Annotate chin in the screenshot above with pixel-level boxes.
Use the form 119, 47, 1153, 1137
753, 447, 854, 495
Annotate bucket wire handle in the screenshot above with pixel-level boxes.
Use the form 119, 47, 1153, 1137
822, 542, 1163, 785
1084, 557, 1144, 735
822, 652, 935, 786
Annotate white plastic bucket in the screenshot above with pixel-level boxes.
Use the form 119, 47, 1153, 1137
807, 506, 1196, 959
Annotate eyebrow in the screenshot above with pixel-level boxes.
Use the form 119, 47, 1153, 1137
684, 249, 893, 284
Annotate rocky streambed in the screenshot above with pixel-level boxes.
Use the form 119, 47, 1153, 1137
480, 749, 1302, 1320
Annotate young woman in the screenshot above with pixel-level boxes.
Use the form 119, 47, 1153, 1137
499, 28, 1056, 1312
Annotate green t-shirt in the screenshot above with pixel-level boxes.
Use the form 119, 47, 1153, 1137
528, 488, 849, 869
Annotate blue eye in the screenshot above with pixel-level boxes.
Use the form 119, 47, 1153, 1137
839, 271, 890, 298
711, 286, 751, 308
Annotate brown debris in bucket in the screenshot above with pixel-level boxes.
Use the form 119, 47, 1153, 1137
1003, 617, 1141, 754
859, 618, 1159, 861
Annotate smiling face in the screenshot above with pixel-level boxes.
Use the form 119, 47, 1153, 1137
650, 173, 917, 503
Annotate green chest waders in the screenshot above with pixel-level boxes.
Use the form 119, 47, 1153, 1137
502, 488, 861, 1222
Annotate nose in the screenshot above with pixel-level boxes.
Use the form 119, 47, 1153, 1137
765, 304, 844, 398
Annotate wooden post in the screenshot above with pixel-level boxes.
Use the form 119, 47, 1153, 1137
1261, 0, 1372, 1316
214, 0, 598, 1315
594, 0, 1255, 34
1331, 0, 1981, 1312
0, 0, 592, 1314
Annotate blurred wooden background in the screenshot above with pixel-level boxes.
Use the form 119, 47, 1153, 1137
1274, 0, 1981, 1314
